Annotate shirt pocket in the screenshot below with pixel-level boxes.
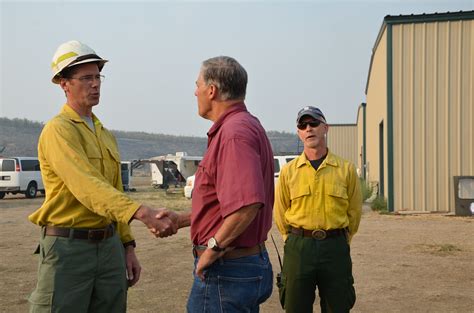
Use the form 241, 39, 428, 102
325, 183, 349, 212
289, 184, 311, 200
85, 145, 103, 171
196, 157, 215, 185
106, 146, 120, 163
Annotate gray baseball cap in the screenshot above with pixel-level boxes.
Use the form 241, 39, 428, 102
296, 106, 326, 124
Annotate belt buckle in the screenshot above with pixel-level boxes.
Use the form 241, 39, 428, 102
88, 229, 106, 241
311, 229, 327, 240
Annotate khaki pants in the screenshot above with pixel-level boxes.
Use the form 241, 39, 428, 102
28, 230, 127, 313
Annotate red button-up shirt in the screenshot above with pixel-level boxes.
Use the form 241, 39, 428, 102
191, 102, 274, 247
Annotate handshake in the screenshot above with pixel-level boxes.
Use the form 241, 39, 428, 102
133, 205, 186, 238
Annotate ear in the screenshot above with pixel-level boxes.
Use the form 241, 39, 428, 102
322, 123, 329, 134
59, 78, 69, 93
208, 84, 217, 100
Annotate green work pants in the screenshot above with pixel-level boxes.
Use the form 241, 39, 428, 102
28, 229, 128, 313
281, 234, 356, 313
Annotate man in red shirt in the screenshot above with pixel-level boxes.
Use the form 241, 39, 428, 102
161, 56, 274, 312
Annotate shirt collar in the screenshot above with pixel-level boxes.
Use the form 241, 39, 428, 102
61, 104, 103, 130
207, 102, 247, 137
296, 149, 338, 168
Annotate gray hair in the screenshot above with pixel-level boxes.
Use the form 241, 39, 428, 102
201, 56, 247, 101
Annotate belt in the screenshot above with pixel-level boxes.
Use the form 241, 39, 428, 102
193, 243, 266, 260
44, 224, 115, 242
289, 227, 347, 240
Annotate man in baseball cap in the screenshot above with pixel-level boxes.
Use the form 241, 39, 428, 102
296, 106, 327, 124
274, 105, 362, 312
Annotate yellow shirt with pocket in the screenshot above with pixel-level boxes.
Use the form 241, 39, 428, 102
29, 104, 140, 243
274, 151, 362, 242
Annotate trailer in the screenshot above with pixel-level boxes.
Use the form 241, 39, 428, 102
146, 152, 202, 189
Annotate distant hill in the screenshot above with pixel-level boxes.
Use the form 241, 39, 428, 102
0, 117, 300, 159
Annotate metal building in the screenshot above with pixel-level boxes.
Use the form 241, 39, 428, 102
364, 11, 474, 213
327, 124, 358, 167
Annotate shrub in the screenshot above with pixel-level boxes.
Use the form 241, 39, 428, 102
371, 196, 388, 212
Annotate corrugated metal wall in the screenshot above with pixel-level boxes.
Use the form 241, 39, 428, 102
327, 125, 358, 167
392, 19, 474, 212
366, 29, 388, 190
356, 105, 365, 177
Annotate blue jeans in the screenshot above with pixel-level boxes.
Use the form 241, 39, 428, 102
187, 250, 273, 313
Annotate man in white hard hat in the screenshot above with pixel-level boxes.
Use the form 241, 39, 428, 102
28, 40, 176, 312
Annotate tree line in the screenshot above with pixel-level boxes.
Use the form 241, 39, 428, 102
0, 117, 300, 160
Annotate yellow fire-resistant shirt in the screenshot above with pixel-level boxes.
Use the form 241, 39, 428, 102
274, 150, 362, 242
29, 104, 140, 243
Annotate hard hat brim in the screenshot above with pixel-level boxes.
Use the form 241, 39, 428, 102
51, 58, 108, 84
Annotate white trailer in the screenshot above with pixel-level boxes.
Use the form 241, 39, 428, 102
148, 152, 202, 189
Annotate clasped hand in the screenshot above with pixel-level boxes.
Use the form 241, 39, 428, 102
134, 205, 179, 238
150, 209, 180, 238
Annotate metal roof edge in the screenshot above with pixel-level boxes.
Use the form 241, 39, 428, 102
384, 10, 474, 25
356, 102, 366, 126
364, 10, 474, 95
365, 21, 387, 95
329, 123, 357, 127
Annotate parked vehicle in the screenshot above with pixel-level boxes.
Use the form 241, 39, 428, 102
273, 155, 298, 183
184, 175, 195, 199
183, 154, 298, 199
0, 157, 45, 199
148, 152, 202, 189
121, 161, 132, 191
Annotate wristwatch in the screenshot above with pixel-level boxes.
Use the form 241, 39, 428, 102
207, 237, 225, 252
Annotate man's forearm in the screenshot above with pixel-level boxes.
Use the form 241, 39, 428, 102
177, 211, 192, 228
213, 203, 261, 248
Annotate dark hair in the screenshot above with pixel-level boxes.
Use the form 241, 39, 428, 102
201, 56, 247, 101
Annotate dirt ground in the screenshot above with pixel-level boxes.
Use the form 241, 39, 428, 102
1, 189, 473, 313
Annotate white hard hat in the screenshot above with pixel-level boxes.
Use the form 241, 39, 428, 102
51, 40, 108, 84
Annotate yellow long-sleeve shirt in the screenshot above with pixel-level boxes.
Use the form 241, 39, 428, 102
274, 151, 362, 242
29, 104, 140, 243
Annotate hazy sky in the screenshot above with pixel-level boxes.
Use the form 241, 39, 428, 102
1, 0, 472, 136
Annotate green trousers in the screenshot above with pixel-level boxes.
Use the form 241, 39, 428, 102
281, 234, 356, 313
28, 229, 128, 313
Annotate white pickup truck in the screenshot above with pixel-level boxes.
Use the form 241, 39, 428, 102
273, 155, 298, 183
184, 154, 298, 199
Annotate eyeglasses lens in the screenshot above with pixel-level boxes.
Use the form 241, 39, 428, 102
297, 120, 321, 130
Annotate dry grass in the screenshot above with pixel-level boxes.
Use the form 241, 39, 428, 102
2, 190, 474, 312
409, 243, 463, 256
128, 187, 191, 212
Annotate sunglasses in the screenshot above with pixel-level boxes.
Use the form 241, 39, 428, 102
297, 120, 322, 130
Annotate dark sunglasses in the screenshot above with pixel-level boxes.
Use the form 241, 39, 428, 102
297, 120, 322, 130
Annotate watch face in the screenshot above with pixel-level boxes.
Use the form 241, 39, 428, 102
208, 237, 217, 249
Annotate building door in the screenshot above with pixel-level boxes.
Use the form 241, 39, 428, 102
379, 121, 384, 196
